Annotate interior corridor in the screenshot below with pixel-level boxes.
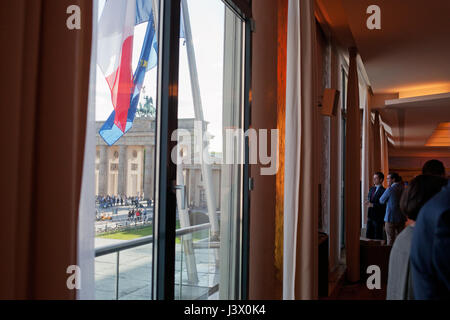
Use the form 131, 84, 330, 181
250, 0, 450, 300
294, 0, 450, 299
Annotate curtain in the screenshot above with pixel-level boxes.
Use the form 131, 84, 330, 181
361, 88, 370, 229
283, 0, 318, 300
0, 0, 92, 299
77, 0, 98, 300
367, 99, 374, 185
328, 45, 341, 272
344, 47, 361, 282
372, 110, 382, 175
380, 122, 390, 188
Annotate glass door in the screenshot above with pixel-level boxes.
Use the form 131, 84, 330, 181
93, 0, 250, 301
172, 0, 246, 300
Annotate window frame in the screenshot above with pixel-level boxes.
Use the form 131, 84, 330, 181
152, 0, 252, 300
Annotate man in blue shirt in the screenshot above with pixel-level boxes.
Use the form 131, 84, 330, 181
410, 179, 450, 299
379, 172, 406, 245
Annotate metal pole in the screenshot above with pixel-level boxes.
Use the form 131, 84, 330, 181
152, 0, 159, 31
153, 0, 180, 300
176, 161, 199, 284
241, 17, 252, 301
180, 0, 220, 240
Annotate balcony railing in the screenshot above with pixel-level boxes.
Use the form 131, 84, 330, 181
95, 223, 215, 300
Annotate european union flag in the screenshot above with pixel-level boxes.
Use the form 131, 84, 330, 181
135, 0, 153, 25
99, 1, 185, 146
99, 5, 157, 146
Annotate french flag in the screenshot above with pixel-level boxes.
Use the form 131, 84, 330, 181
97, 0, 156, 146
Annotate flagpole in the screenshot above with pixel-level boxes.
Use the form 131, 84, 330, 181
176, 157, 199, 284
151, 0, 159, 30
153, 0, 199, 285
181, 0, 220, 241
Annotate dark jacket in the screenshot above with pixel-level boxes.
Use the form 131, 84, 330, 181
368, 185, 386, 223
410, 180, 450, 300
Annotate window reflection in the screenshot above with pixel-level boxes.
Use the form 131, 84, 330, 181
175, 0, 244, 300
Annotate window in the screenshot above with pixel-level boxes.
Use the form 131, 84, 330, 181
93, 0, 250, 300
173, 0, 245, 300
94, 0, 159, 300
340, 67, 348, 253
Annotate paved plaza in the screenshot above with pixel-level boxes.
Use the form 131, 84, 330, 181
95, 237, 219, 300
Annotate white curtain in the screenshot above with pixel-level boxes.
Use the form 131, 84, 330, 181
380, 121, 390, 188
283, 0, 301, 300
77, 0, 98, 300
361, 88, 370, 229
283, 0, 316, 300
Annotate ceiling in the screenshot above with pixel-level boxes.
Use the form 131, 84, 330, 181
317, 0, 450, 150
342, 0, 450, 95
378, 93, 450, 148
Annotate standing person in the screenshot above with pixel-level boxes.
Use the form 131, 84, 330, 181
136, 210, 141, 222
387, 175, 447, 300
380, 172, 405, 245
365, 172, 386, 240
410, 179, 450, 299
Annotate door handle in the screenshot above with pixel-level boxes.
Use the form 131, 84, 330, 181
174, 184, 187, 210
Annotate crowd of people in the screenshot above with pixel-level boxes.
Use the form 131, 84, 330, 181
365, 159, 449, 300
96, 194, 145, 208
95, 193, 153, 224
127, 208, 149, 223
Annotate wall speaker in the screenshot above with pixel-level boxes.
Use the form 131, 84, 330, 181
320, 88, 340, 117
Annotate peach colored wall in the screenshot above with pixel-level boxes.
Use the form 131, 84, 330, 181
275, 0, 288, 284
389, 156, 450, 181
249, 0, 287, 300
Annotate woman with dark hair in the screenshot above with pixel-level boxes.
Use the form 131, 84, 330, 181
386, 174, 447, 300
422, 159, 446, 177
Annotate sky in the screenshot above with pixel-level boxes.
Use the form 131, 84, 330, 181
95, 0, 226, 152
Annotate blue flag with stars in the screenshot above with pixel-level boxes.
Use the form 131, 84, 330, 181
99, 0, 185, 146
99, 5, 157, 145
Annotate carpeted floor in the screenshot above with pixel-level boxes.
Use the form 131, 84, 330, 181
329, 281, 387, 300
